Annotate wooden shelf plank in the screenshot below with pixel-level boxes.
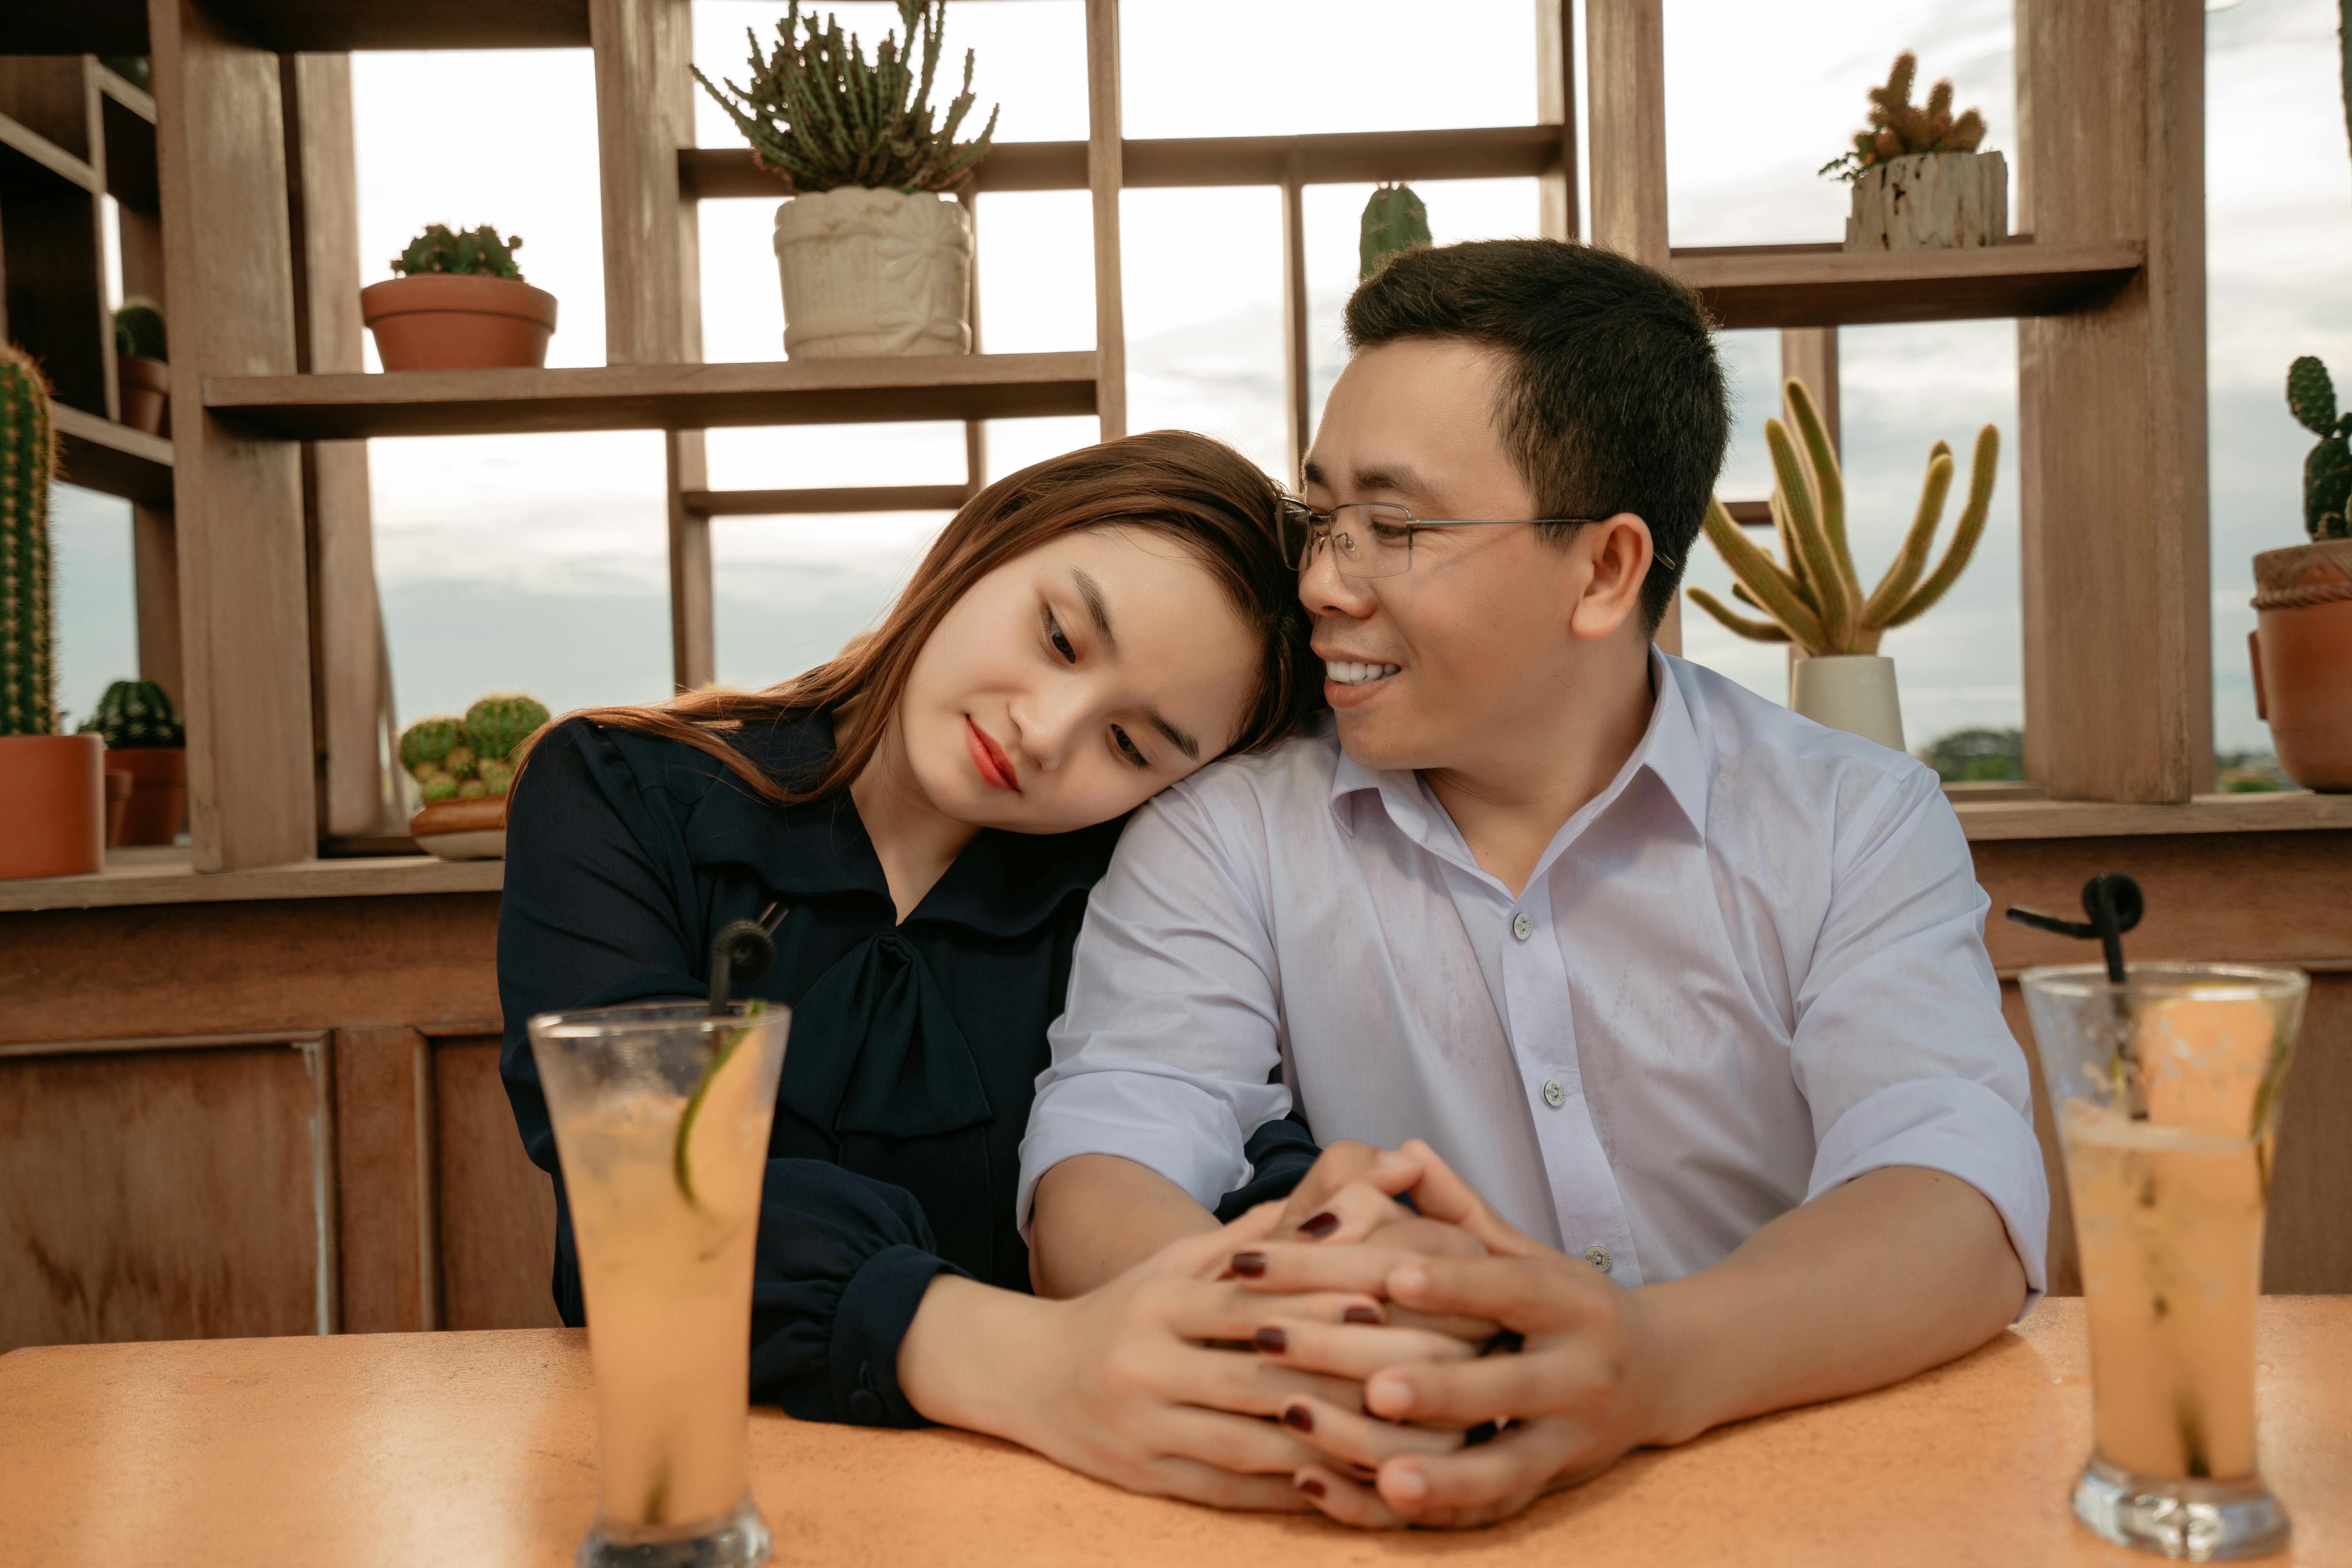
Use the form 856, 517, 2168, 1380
53, 404, 173, 507
1955, 792, 2352, 842
0, 848, 501, 915
95, 65, 156, 126
1675, 240, 2143, 330
0, 0, 595, 54
0, 3, 148, 54
684, 484, 971, 517
0, 108, 102, 198
203, 352, 1100, 441
681, 124, 1566, 201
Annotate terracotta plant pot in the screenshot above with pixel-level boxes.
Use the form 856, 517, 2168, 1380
0, 733, 107, 880
1789, 653, 1907, 752
359, 274, 558, 371
2249, 539, 2352, 792
116, 353, 169, 436
107, 746, 188, 844
410, 794, 508, 861
104, 768, 132, 846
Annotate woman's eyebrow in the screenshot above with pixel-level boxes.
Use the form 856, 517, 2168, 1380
1147, 712, 1201, 761
1073, 569, 1117, 655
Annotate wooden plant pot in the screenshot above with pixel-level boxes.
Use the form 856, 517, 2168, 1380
410, 794, 508, 860
107, 745, 187, 845
360, 274, 558, 371
116, 353, 169, 436
772, 188, 972, 359
2250, 539, 2352, 793
0, 733, 106, 880
1845, 151, 2009, 252
1789, 654, 1907, 753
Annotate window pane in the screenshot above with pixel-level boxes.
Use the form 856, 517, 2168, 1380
51, 483, 138, 732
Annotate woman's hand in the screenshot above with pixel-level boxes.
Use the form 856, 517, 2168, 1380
898, 1203, 1468, 1510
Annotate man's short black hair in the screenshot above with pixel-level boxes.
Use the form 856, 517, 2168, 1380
1343, 239, 1728, 630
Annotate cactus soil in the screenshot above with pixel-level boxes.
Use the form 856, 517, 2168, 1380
2250, 539, 2352, 792
0, 734, 106, 880
361, 274, 558, 371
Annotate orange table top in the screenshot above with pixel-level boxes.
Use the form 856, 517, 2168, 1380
2, 1297, 2348, 1566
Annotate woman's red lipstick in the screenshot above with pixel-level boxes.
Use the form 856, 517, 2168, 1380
965, 717, 1018, 791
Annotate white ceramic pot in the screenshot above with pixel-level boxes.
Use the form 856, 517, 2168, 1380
772, 188, 972, 360
1790, 654, 1907, 752
1844, 151, 2007, 252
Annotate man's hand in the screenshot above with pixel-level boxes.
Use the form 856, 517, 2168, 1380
900, 1202, 1466, 1512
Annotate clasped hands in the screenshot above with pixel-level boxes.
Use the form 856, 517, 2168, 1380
1036, 1139, 1681, 1530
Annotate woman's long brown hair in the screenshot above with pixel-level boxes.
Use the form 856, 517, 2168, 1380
527, 430, 1320, 809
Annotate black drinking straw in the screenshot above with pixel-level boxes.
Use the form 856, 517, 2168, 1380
2005, 872, 2143, 984
706, 902, 788, 1014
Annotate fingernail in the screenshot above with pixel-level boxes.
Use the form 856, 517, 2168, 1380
1366, 1373, 1411, 1417
1281, 1404, 1315, 1433
1253, 1326, 1289, 1354
1385, 1468, 1428, 1503
1298, 1476, 1326, 1499
1296, 1211, 1339, 1239
1231, 1252, 1267, 1278
1389, 1263, 1428, 1297
1343, 1306, 1382, 1324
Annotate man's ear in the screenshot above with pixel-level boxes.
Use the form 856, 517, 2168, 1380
1566, 513, 1654, 643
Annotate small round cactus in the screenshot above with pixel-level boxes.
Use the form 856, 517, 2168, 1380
399, 715, 465, 775
419, 774, 460, 804
457, 777, 489, 799
477, 758, 517, 795
464, 692, 552, 762
443, 745, 478, 780
78, 677, 184, 748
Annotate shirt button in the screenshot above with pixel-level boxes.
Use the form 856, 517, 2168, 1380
1583, 1243, 1613, 1274
1541, 1078, 1565, 1108
848, 1388, 886, 1424
1512, 912, 1533, 941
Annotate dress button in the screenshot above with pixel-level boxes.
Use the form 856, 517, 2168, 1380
1541, 1078, 1565, 1108
1582, 1243, 1613, 1274
1512, 911, 1533, 941
848, 1388, 886, 1424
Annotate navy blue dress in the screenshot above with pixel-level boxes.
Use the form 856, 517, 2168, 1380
498, 711, 1314, 1429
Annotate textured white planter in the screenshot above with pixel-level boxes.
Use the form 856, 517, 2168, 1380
1790, 654, 1907, 752
1844, 151, 2007, 252
772, 187, 972, 359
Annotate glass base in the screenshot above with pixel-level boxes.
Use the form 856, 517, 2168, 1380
2071, 1455, 2290, 1561
576, 1496, 772, 1568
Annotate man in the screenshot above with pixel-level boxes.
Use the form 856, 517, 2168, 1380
1016, 239, 2046, 1527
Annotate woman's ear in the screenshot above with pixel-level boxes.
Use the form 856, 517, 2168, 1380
1566, 512, 1654, 643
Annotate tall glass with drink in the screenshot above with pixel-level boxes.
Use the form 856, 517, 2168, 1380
2020, 963, 2307, 1561
529, 1000, 790, 1568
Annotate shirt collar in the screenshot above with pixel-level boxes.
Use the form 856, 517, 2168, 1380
679, 710, 1121, 939
1326, 645, 1711, 855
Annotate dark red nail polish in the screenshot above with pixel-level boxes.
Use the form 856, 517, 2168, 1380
1298, 1477, 1326, 1499
1253, 1326, 1288, 1354
1281, 1404, 1314, 1433
1343, 1306, 1382, 1324
1297, 1211, 1340, 1239
1231, 1252, 1267, 1278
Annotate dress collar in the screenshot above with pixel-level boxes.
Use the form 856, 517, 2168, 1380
676, 709, 1120, 939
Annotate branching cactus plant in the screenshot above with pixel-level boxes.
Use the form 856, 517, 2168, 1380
390, 224, 525, 280
2, 343, 58, 738
694, 0, 999, 193
2285, 356, 2352, 541
1820, 52, 1987, 183
1687, 378, 2000, 655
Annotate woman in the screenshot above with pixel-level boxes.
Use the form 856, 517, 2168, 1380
497, 431, 1345, 1479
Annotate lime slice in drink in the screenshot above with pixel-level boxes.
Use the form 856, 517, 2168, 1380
673, 999, 764, 1207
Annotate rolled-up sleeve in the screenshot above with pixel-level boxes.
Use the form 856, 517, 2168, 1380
1017, 785, 1292, 1237
1789, 764, 2050, 1309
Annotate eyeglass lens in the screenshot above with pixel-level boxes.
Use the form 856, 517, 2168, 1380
1297, 503, 1415, 579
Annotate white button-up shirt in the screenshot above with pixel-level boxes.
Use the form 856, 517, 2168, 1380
1018, 652, 2048, 1301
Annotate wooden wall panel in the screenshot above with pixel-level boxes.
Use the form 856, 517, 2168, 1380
432, 1036, 561, 1331
0, 894, 500, 1045
0, 1039, 328, 1352
334, 1025, 436, 1333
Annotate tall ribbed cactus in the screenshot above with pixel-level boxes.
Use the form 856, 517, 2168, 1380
1359, 184, 1432, 280
1, 343, 58, 737
1687, 377, 1999, 656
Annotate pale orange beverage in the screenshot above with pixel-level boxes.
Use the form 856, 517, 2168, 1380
2023, 965, 2304, 1561
530, 1000, 789, 1568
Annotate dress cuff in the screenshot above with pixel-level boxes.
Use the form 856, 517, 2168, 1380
1809, 1076, 2051, 1316
828, 1243, 969, 1428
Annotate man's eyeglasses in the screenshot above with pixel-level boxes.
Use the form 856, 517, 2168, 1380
1277, 498, 1609, 580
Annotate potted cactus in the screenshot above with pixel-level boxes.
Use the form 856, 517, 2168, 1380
695, 0, 997, 359
359, 225, 557, 372
78, 678, 187, 844
113, 299, 169, 437
1823, 53, 2005, 252
0, 343, 105, 881
1686, 377, 1999, 751
399, 691, 551, 859
2255, 358, 2352, 791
